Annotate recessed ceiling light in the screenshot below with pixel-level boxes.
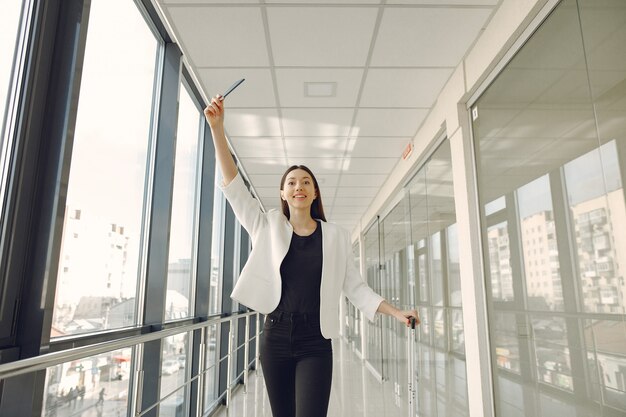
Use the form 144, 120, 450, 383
304, 82, 337, 97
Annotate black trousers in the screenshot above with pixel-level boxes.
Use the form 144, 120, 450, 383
260, 310, 333, 417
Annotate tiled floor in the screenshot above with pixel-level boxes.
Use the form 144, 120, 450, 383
212, 338, 408, 417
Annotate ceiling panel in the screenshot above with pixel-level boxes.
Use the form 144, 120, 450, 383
387, 0, 497, 4
360, 68, 454, 108
161, 0, 259, 3
347, 137, 410, 158
166, 7, 269, 67
266, 0, 381, 3
371, 7, 492, 67
332, 206, 369, 214
225, 109, 282, 137
285, 137, 350, 158
230, 137, 284, 157
333, 196, 374, 206
352, 108, 428, 137
342, 157, 398, 174
284, 157, 344, 174
331, 187, 380, 198
282, 108, 354, 136
239, 157, 287, 175
275, 68, 363, 107
157, 0, 501, 233
198, 69, 276, 108
339, 174, 388, 187
266, 7, 379, 67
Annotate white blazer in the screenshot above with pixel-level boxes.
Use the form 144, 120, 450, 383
221, 173, 384, 339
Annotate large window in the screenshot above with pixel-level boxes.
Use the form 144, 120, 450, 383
51, 0, 159, 337
0, 0, 27, 220
209, 171, 225, 316
165, 83, 202, 321
0, 0, 24, 143
42, 348, 133, 417
159, 333, 190, 417
473, 0, 626, 415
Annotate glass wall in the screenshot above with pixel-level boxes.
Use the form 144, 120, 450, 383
363, 220, 383, 377
344, 242, 363, 354
380, 193, 410, 399
406, 140, 468, 417
472, 0, 626, 415
52, 0, 159, 336
362, 139, 468, 417
165, 83, 203, 322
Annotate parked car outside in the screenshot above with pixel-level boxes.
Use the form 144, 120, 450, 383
161, 359, 179, 376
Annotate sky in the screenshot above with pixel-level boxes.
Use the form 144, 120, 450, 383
1, 1, 23, 138
68, 0, 203, 266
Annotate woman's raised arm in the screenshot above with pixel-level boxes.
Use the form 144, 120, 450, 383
204, 95, 237, 186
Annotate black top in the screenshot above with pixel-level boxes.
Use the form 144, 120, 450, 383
276, 221, 323, 313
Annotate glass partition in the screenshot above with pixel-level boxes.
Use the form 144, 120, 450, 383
472, 0, 626, 415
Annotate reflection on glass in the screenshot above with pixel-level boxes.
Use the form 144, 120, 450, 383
433, 307, 446, 350
485, 197, 505, 216
52, 0, 158, 336
430, 232, 443, 306
473, 0, 626, 414
165, 85, 201, 321
351, 243, 363, 353
517, 175, 564, 311
493, 312, 520, 374
487, 222, 514, 302
532, 316, 572, 391
447, 224, 461, 308
451, 308, 465, 354
418, 306, 430, 344
42, 349, 132, 417
565, 143, 626, 315
417, 249, 429, 303
585, 319, 626, 411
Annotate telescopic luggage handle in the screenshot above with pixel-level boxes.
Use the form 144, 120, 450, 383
407, 316, 417, 416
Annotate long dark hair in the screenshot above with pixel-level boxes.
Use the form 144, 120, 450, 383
280, 165, 327, 222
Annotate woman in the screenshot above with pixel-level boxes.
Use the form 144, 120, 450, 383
204, 95, 419, 417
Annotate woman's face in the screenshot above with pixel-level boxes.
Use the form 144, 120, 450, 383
281, 168, 317, 210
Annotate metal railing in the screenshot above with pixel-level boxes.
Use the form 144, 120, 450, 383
0, 311, 262, 416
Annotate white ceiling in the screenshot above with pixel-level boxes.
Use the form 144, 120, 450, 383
155, 0, 500, 232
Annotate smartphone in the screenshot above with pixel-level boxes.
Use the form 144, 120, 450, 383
219, 78, 245, 100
